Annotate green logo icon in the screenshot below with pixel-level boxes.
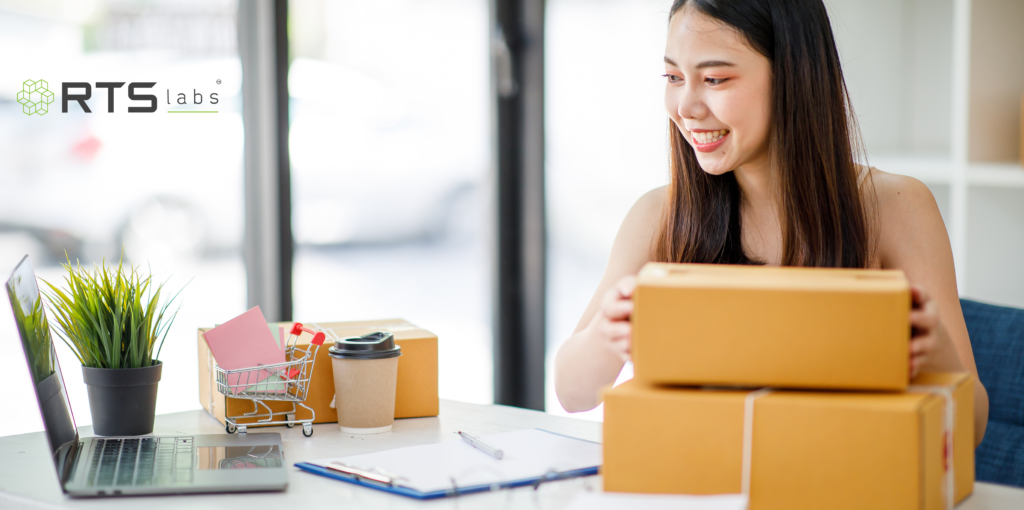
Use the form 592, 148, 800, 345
17, 79, 55, 116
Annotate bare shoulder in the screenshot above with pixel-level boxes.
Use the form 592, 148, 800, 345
868, 168, 937, 227
865, 168, 948, 266
625, 185, 669, 226
606, 185, 669, 272
867, 167, 939, 213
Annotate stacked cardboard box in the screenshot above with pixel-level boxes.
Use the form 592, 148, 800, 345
198, 318, 438, 427
603, 263, 974, 509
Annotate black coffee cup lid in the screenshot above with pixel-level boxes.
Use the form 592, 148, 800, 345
328, 332, 402, 360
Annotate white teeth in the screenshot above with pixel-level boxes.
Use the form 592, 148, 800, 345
692, 129, 729, 144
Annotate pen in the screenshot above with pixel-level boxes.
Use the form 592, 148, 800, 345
458, 431, 504, 460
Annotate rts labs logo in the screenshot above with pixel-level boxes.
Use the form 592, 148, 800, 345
17, 79, 55, 116
14, 78, 220, 115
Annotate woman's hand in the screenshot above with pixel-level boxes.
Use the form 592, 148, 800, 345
586, 276, 636, 362
909, 285, 962, 378
554, 274, 638, 412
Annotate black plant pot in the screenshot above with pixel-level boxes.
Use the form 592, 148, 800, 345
82, 361, 162, 436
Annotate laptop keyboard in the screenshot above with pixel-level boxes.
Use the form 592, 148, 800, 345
86, 437, 194, 487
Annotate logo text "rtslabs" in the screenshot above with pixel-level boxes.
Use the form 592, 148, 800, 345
61, 82, 220, 113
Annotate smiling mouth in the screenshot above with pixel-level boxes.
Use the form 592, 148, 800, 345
690, 129, 730, 152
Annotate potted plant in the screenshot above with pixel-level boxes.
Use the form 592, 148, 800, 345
42, 258, 182, 436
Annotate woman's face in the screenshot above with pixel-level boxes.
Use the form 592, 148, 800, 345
664, 8, 772, 176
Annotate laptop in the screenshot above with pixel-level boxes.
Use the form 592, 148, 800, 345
6, 255, 288, 497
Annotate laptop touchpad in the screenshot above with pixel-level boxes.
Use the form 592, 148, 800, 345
196, 445, 283, 470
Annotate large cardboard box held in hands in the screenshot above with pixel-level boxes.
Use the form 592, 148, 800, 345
632, 262, 911, 390
603, 374, 974, 510
198, 319, 438, 426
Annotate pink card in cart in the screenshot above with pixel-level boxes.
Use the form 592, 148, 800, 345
201, 306, 285, 390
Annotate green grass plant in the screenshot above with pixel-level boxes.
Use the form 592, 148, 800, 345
41, 257, 183, 369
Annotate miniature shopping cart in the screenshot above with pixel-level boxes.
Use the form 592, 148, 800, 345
215, 323, 326, 437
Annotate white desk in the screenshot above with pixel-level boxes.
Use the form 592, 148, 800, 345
0, 400, 1021, 509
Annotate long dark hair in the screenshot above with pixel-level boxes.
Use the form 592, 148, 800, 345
655, 0, 872, 267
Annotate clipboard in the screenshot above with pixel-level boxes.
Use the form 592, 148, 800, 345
294, 428, 602, 499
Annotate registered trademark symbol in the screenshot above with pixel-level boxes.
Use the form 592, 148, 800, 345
216, 79, 221, 85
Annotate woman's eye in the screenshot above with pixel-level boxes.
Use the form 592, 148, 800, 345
662, 73, 682, 84
705, 77, 728, 85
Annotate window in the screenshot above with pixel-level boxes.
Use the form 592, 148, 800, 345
288, 0, 493, 405
0, 0, 245, 437
545, 0, 671, 418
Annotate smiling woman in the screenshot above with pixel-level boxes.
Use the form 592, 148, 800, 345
553, 0, 990, 447
657, 0, 867, 267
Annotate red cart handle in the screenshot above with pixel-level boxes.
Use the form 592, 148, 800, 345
290, 322, 326, 345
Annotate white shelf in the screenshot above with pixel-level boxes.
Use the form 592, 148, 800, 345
867, 154, 952, 185
835, 0, 1024, 307
968, 163, 1024, 188
867, 155, 1024, 189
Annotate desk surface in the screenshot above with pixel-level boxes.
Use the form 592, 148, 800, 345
0, 400, 1021, 509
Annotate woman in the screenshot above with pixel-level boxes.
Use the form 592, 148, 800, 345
553, 0, 989, 445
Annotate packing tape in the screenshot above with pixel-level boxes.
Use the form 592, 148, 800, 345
908, 384, 956, 510
741, 387, 773, 497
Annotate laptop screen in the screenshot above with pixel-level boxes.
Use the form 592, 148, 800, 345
6, 255, 78, 467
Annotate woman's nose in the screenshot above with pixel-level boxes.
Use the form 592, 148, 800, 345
676, 85, 708, 120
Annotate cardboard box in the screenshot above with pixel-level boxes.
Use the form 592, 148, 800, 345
602, 374, 974, 510
632, 262, 910, 390
198, 318, 438, 426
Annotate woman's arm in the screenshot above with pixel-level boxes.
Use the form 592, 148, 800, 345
872, 170, 990, 445
554, 187, 666, 412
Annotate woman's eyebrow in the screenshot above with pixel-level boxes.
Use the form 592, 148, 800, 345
695, 60, 735, 69
663, 56, 736, 69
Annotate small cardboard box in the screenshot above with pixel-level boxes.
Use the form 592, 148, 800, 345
198, 318, 438, 426
632, 262, 910, 390
602, 374, 974, 510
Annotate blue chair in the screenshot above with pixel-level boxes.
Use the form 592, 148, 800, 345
963, 298, 1024, 487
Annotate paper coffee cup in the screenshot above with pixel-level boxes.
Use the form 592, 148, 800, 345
329, 332, 401, 434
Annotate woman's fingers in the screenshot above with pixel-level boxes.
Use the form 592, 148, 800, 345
910, 285, 929, 309
602, 280, 632, 307
609, 335, 631, 352
908, 286, 936, 380
602, 298, 634, 321
909, 332, 935, 377
591, 275, 638, 362
610, 334, 631, 357
908, 286, 939, 373
910, 336, 933, 356
602, 319, 631, 340
617, 276, 637, 299
910, 311, 937, 333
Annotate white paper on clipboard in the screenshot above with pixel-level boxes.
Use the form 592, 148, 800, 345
306, 428, 601, 494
